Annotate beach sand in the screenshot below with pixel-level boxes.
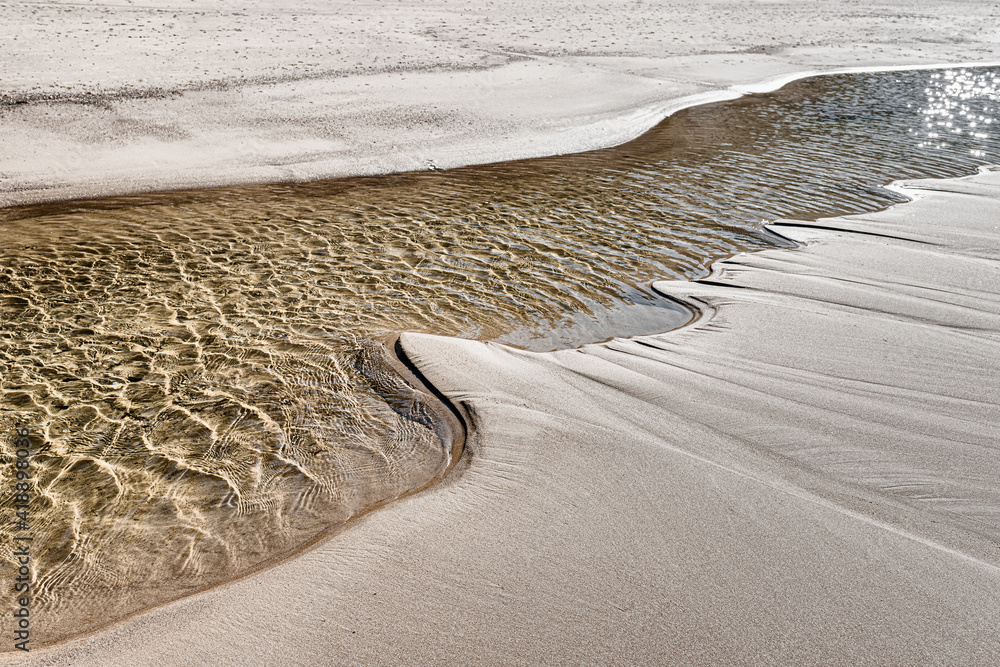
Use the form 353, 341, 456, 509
3, 1, 1000, 664
3, 0, 1000, 207
12, 159, 1000, 667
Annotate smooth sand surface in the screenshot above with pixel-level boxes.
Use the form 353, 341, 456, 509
10, 171, 1000, 664
3, 0, 1000, 207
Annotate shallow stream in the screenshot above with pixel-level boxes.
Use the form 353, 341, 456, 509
1, 66, 998, 645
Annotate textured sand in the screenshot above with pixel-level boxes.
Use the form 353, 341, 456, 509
3, 0, 1000, 207
10, 167, 1000, 666
5, 1, 1000, 664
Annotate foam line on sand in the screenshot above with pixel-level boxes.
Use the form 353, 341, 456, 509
12, 165, 1000, 664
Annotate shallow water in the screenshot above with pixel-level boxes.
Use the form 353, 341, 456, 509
1, 67, 999, 645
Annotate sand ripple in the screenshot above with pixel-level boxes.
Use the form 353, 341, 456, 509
0, 66, 998, 646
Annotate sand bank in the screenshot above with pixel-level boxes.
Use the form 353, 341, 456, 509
10, 170, 1000, 664
3, 0, 1000, 207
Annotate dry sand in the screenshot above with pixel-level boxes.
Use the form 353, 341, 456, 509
3, 0, 1000, 207
4, 1, 1000, 664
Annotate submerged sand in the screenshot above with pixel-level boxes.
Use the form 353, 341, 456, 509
10, 165, 1000, 666
4, 1, 1000, 664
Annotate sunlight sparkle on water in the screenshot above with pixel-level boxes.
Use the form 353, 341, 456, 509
919, 69, 999, 155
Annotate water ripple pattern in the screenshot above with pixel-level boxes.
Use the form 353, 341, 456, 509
1, 67, 998, 646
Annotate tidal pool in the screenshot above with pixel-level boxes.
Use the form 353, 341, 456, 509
1, 67, 998, 646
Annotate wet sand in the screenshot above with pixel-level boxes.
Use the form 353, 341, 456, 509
11, 161, 1000, 666
6, 65, 1000, 651
4, 1, 1000, 664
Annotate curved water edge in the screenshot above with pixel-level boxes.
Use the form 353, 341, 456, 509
382, 332, 467, 475
1, 64, 999, 649
5, 60, 1000, 212
554, 60, 1000, 182
4, 335, 467, 652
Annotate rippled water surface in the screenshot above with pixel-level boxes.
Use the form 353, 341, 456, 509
2, 67, 999, 645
